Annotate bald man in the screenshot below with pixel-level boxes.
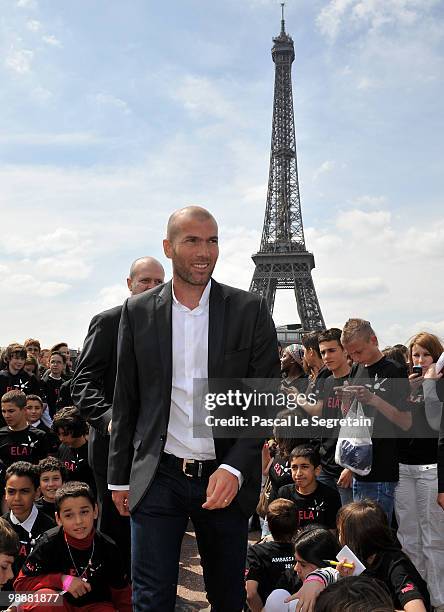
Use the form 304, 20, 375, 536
108, 207, 280, 611
71, 256, 165, 575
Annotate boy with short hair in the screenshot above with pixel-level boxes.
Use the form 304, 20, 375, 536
2, 461, 55, 582
296, 331, 331, 418
317, 328, 352, 505
53, 407, 95, 493
340, 318, 411, 522
36, 457, 67, 520
26, 395, 59, 454
41, 353, 66, 418
0, 344, 40, 426
15, 481, 132, 612
246, 499, 298, 612
0, 391, 49, 472
277, 445, 341, 531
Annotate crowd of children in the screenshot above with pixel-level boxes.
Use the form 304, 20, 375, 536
0, 341, 129, 611
0, 319, 443, 611
249, 320, 443, 612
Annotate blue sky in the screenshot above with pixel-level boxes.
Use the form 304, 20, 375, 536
1, 0, 443, 349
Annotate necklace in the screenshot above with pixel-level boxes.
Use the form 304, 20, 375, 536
65, 538, 95, 580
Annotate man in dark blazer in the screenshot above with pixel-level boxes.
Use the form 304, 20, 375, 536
70, 256, 165, 573
109, 206, 280, 612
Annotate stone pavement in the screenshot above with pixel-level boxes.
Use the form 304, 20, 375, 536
176, 525, 260, 611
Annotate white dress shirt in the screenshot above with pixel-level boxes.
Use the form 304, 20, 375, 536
165, 280, 242, 485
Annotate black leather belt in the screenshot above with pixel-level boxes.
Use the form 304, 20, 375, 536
161, 452, 218, 479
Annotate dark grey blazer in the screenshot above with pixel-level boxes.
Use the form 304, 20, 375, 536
71, 305, 122, 485
108, 279, 280, 516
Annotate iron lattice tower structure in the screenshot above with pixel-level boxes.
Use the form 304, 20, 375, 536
249, 5, 325, 331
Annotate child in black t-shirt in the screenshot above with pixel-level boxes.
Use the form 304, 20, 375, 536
53, 407, 96, 494
41, 352, 66, 419
264, 525, 341, 611
15, 481, 131, 612
2, 461, 55, 584
277, 445, 341, 531
336, 500, 431, 611
0, 391, 49, 478
246, 499, 298, 611
36, 457, 67, 520
302, 501, 431, 611
0, 344, 40, 427
26, 394, 59, 455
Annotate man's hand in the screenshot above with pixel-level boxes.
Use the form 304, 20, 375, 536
346, 385, 374, 404
438, 492, 444, 511
202, 468, 238, 510
337, 468, 353, 489
112, 490, 130, 516
285, 579, 325, 612
107, 419, 112, 434
65, 576, 92, 598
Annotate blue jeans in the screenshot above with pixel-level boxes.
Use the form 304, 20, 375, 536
352, 480, 396, 523
317, 471, 353, 507
131, 461, 249, 612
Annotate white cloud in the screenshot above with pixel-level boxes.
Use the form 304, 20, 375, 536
42, 34, 62, 47
335, 208, 393, 243
317, 0, 440, 39
317, 276, 388, 298
174, 75, 235, 121
95, 285, 129, 310
32, 87, 53, 103
16, 0, 37, 8
26, 20, 41, 31
4, 47, 34, 74
317, 0, 355, 39
356, 76, 379, 90
3, 227, 87, 256
0, 268, 69, 298
351, 195, 387, 208
0, 132, 103, 146
34, 257, 92, 281
312, 160, 336, 181
94, 93, 131, 115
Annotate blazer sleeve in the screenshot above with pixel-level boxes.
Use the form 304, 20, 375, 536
71, 311, 116, 435
108, 299, 140, 486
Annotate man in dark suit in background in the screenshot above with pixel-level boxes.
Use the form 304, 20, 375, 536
71, 256, 165, 574
109, 206, 280, 611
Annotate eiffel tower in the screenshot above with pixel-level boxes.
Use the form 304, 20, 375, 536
249, 4, 325, 331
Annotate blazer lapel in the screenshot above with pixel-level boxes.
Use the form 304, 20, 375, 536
208, 280, 226, 378
155, 281, 173, 384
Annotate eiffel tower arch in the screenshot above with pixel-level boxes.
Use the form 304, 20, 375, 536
250, 5, 325, 332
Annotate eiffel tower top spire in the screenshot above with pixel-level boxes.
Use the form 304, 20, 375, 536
281, 2, 286, 35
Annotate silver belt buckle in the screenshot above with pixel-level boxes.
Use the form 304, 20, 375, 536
183, 459, 195, 477
182, 459, 203, 478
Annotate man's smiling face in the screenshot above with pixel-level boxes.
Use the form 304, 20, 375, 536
164, 216, 219, 287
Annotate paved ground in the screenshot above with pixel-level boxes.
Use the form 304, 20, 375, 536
176, 524, 260, 611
